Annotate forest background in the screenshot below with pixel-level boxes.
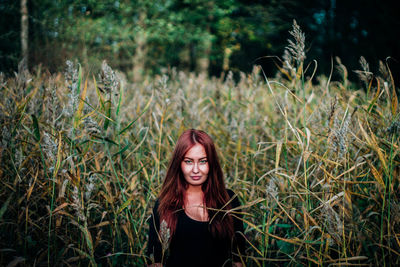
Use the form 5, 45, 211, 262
1, 0, 400, 266
1, 0, 400, 84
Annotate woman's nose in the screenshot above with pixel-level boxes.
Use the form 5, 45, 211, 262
192, 163, 199, 173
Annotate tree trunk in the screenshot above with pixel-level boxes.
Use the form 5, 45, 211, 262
132, 32, 147, 82
223, 47, 232, 72
196, 38, 211, 75
179, 45, 191, 72
196, 2, 213, 75
21, 0, 29, 69
132, 12, 147, 82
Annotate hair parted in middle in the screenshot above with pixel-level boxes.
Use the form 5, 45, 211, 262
158, 129, 234, 239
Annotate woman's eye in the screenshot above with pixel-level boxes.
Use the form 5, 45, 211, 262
184, 160, 193, 164
199, 160, 207, 164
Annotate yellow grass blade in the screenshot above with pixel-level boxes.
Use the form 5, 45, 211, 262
53, 202, 69, 214
275, 141, 282, 170
365, 158, 385, 187
94, 75, 105, 109
358, 119, 388, 176
26, 168, 39, 201
53, 131, 63, 178
392, 92, 398, 115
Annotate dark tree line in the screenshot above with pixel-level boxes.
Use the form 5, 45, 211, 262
1, 0, 399, 84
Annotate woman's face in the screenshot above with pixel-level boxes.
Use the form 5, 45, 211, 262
181, 143, 209, 188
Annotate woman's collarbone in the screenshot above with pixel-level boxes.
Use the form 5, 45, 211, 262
184, 204, 209, 222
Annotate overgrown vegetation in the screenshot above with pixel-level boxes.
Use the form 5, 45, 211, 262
0, 22, 399, 266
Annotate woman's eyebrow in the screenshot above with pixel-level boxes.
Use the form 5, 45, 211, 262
183, 157, 207, 160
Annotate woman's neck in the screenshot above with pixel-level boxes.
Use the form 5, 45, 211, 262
186, 184, 203, 194
184, 185, 208, 221
184, 185, 205, 205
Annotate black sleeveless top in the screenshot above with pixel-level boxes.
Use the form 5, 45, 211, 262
146, 189, 246, 267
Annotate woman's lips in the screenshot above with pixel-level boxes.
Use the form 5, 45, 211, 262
191, 176, 202, 180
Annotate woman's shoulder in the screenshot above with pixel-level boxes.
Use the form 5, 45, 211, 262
226, 188, 237, 198
150, 198, 160, 217
154, 198, 161, 209
226, 188, 241, 207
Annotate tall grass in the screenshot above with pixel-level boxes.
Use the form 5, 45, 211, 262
0, 23, 399, 266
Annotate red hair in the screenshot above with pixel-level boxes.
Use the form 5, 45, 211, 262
158, 129, 234, 239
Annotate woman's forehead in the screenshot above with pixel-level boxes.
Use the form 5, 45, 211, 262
184, 144, 207, 158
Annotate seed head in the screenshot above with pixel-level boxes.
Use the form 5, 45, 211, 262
65, 60, 78, 85
84, 173, 98, 200
378, 60, 390, 82
285, 20, 306, 64
266, 178, 279, 207
354, 56, 373, 85
42, 132, 57, 164
160, 219, 171, 251
282, 49, 296, 75
45, 77, 62, 129
82, 103, 101, 135
322, 203, 343, 245
99, 60, 119, 95
64, 60, 80, 117
329, 110, 351, 157
72, 185, 86, 222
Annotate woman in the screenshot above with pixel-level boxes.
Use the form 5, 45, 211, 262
147, 129, 245, 267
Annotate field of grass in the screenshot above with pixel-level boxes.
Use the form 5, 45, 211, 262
1, 25, 399, 266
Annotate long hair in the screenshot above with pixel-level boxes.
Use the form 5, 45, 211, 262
158, 129, 234, 239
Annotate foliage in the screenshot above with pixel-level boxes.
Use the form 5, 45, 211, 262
2, 0, 399, 83
1, 21, 400, 266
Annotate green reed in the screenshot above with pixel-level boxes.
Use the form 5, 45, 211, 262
0, 22, 399, 266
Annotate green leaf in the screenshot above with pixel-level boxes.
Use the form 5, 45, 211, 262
53, 132, 63, 177
115, 83, 123, 117
113, 142, 131, 157
82, 97, 115, 124
76, 64, 82, 96
103, 101, 112, 131
101, 136, 118, 146
276, 239, 295, 255
117, 199, 131, 214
